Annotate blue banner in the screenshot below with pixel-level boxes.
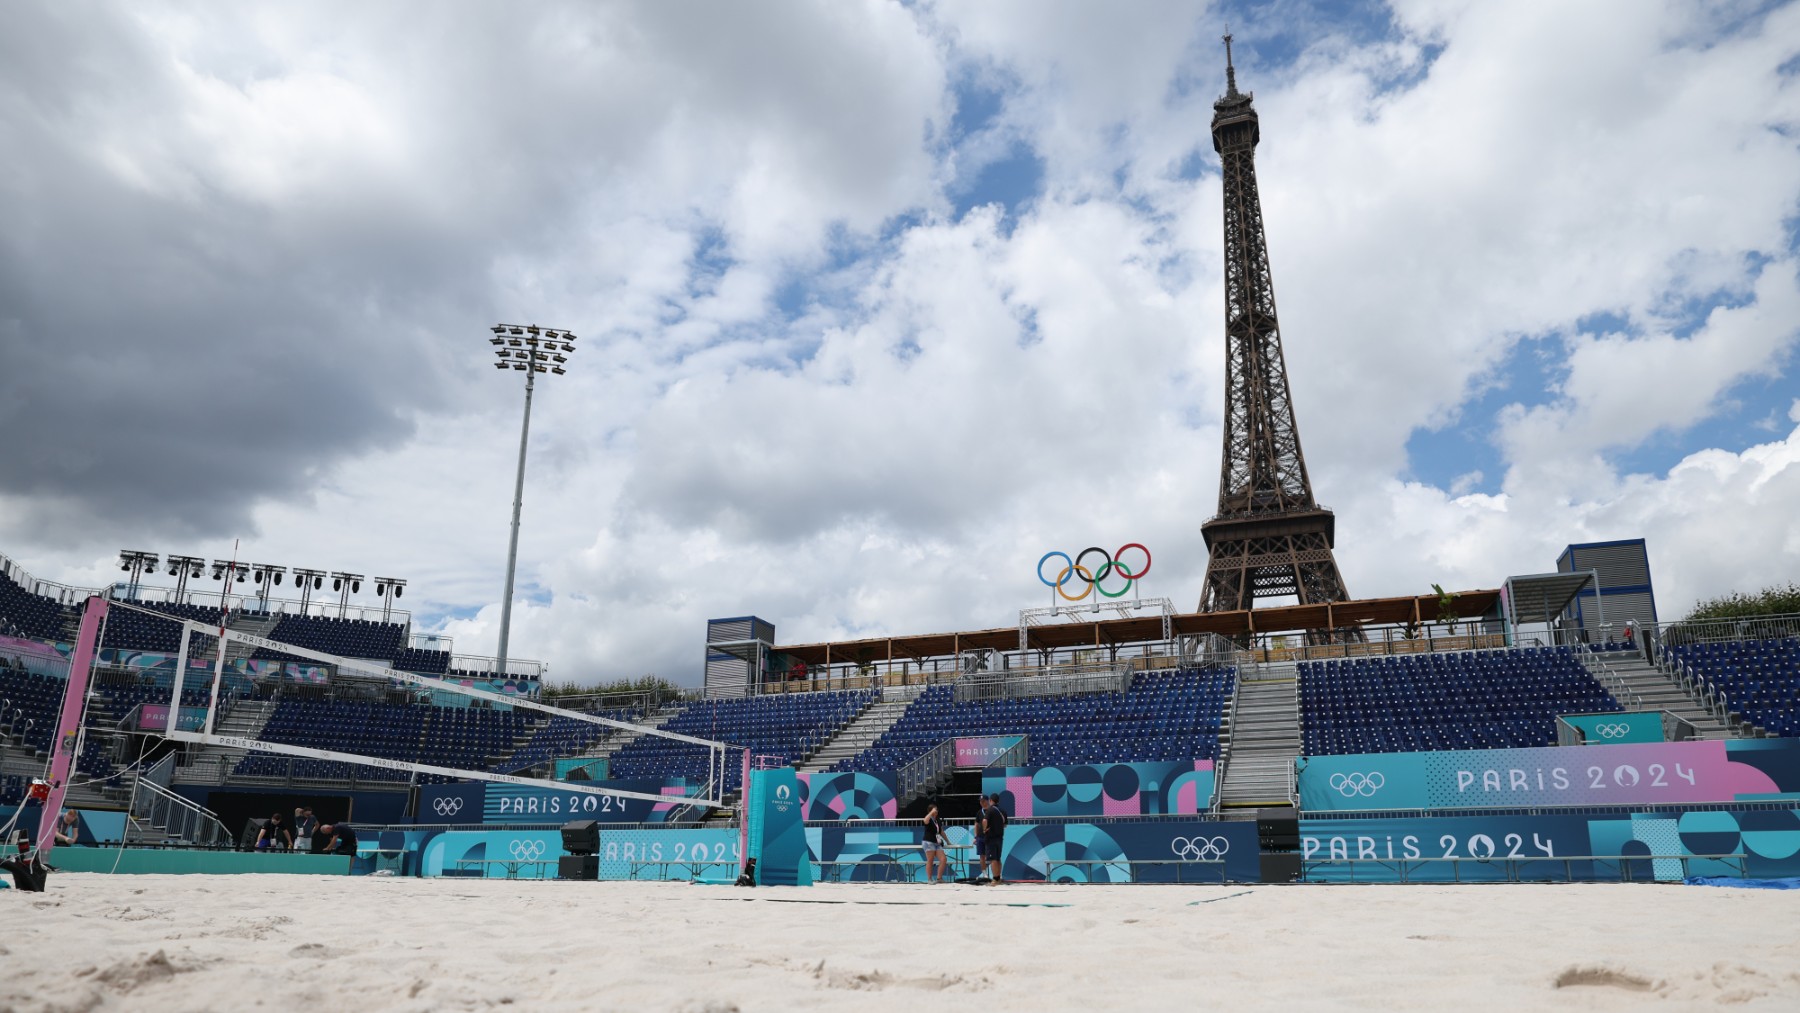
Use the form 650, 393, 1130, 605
420, 830, 566, 879
1299, 808, 1800, 883
1297, 737, 1800, 812
598, 829, 741, 882
417, 777, 695, 826
1563, 711, 1664, 744
796, 770, 898, 820
801, 819, 1258, 884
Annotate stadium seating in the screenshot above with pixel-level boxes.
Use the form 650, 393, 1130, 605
1299, 646, 1622, 755
493, 709, 637, 773
1667, 637, 1800, 737
253, 613, 407, 662
100, 601, 226, 653
609, 690, 877, 792
234, 699, 533, 782
834, 669, 1235, 774
0, 571, 69, 640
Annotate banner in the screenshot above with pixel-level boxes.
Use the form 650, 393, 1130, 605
598, 829, 741, 882
138, 703, 206, 732
955, 735, 1025, 767
746, 766, 810, 886
416, 777, 696, 826
984, 760, 1215, 818
1298, 808, 1800, 883
420, 830, 565, 879
803, 819, 1259, 884
554, 757, 609, 781
795, 770, 898, 820
1297, 738, 1800, 813
1562, 711, 1664, 744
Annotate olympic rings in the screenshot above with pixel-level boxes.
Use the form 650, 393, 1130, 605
1328, 772, 1385, 797
1036, 544, 1152, 601
509, 839, 547, 861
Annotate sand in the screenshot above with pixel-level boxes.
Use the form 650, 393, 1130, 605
3, 875, 1798, 1011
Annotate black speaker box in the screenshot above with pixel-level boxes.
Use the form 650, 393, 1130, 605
558, 855, 598, 880
1257, 810, 1300, 850
1259, 852, 1303, 883
561, 819, 600, 855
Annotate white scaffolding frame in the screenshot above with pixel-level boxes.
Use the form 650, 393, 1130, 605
113, 600, 731, 808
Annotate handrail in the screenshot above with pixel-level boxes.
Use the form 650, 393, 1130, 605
896, 737, 955, 806
133, 776, 232, 848
1576, 646, 1641, 709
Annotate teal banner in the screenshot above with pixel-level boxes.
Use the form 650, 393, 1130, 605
553, 757, 609, 781
598, 829, 741, 881
746, 767, 811, 886
1562, 711, 1664, 744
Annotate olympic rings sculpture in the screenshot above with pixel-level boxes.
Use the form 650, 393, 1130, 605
1036, 544, 1152, 602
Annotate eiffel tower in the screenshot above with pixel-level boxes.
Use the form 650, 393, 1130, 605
1198, 35, 1359, 639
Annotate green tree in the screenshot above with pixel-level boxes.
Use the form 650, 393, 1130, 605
1683, 583, 1800, 623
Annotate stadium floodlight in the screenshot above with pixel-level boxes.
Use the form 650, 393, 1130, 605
118, 551, 159, 599
488, 322, 577, 679
329, 571, 364, 618
290, 567, 328, 614
163, 554, 206, 603
372, 577, 406, 622
250, 564, 286, 605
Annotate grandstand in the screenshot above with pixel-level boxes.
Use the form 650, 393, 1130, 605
1298, 646, 1622, 755
1666, 636, 1800, 737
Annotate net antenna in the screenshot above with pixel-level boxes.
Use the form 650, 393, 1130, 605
111, 599, 735, 809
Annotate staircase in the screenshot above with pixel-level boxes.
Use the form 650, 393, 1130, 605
798, 697, 911, 773
223, 613, 283, 663
172, 697, 279, 784
1600, 652, 1739, 739
1217, 661, 1300, 819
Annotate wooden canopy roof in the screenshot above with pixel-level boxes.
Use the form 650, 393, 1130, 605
773, 588, 1502, 666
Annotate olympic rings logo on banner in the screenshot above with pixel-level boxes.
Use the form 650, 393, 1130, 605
1329, 772, 1385, 797
1171, 836, 1230, 861
509, 839, 547, 861
432, 797, 464, 816
1036, 544, 1152, 602
1595, 723, 1631, 739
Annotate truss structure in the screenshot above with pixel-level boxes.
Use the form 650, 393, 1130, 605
1197, 37, 1360, 643
112, 599, 731, 808
1018, 597, 1175, 652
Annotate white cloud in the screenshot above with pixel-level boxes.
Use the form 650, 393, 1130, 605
5, 1, 1799, 686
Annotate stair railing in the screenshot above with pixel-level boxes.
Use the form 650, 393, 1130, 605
132, 775, 232, 848
896, 738, 956, 807
1576, 646, 1642, 710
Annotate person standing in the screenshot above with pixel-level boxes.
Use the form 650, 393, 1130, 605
979, 794, 1007, 885
920, 802, 948, 884
293, 806, 318, 842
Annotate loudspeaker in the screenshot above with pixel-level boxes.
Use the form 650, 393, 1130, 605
557, 855, 598, 880
1257, 810, 1300, 851
1259, 852, 1303, 883
240, 818, 269, 852
561, 819, 599, 855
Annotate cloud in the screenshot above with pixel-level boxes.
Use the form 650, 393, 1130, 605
2, 2, 1798, 686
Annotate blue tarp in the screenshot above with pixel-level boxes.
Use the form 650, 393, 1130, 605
1684, 876, 1800, 890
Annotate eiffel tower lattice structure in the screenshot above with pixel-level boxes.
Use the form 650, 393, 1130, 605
1198, 35, 1361, 642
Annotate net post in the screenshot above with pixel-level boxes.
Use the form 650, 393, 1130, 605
37, 595, 107, 862
169, 623, 192, 735
203, 621, 229, 736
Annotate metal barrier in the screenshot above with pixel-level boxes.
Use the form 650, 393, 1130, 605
130, 775, 232, 847
1300, 852, 1747, 884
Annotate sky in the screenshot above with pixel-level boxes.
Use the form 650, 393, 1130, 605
1, 1, 1797, 686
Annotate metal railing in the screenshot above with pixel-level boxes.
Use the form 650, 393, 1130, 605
1575, 646, 1642, 709
896, 738, 956, 806
953, 662, 1130, 703
986, 736, 1030, 769
1653, 612, 1800, 645
131, 774, 232, 847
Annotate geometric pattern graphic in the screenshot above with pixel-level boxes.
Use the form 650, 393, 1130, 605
984, 760, 1216, 818
794, 770, 898, 821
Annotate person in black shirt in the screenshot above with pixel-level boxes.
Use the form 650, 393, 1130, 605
979, 795, 1007, 885
255, 811, 294, 851
920, 802, 948, 884
316, 823, 357, 856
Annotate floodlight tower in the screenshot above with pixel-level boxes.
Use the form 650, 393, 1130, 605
330, 571, 363, 618
165, 555, 206, 603
373, 577, 406, 623
292, 567, 328, 615
117, 551, 159, 600
488, 323, 576, 678
249, 564, 286, 609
